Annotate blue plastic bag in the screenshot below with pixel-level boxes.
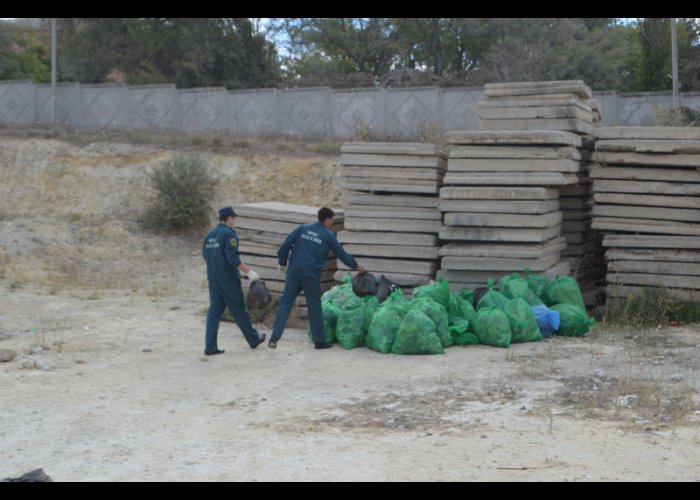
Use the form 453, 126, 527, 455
531, 304, 560, 339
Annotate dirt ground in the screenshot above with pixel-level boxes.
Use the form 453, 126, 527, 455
1, 134, 699, 482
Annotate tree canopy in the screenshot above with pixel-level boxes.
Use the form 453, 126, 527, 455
1, 18, 699, 92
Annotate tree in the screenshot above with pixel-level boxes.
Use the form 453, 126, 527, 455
0, 20, 50, 82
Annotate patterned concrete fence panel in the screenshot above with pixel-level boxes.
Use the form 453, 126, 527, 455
36, 83, 82, 125
332, 88, 385, 138
3, 79, 700, 136
81, 84, 130, 129
227, 88, 279, 136
279, 87, 332, 137
385, 86, 440, 138
129, 84, 178, 131
178, 87, 227, 133
442, 87, 483, 134
0, 80, 35, 124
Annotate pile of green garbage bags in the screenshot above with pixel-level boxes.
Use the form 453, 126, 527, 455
309, 270, 594, 355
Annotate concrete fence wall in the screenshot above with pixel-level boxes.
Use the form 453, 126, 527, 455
1, 79, 699, 138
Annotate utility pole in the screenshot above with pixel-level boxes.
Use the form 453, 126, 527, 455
671, 17, 679, 109
51, 18, 57, 123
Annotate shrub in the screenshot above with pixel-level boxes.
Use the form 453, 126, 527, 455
141, 154, 216, 232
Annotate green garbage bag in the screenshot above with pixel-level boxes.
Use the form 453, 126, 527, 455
459, 288, 474, 308
448, 293, 476, 324
524, 268, 550, 299
336, 295, 379, 349
449, 319, 479, 346
472, 305, 512, 348
500, 274, 544, 306
477, 278, 509, 311
552, 303, 595, 337
366, 306, 402, 353
383, 289, 411, 317
543, 275, 586, 310
306, 299, 340, 343
322, 275, 355, 308
392, 309, 444, 354
504, 298, 543, 343
413, 297, 452, 348
412, 276, 451, 310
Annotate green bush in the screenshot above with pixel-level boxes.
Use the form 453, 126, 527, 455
607, 287, 700, 326
141, 154, 216, 232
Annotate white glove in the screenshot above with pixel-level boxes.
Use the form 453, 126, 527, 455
277, 264, 287, 276
247, 270, 260, 282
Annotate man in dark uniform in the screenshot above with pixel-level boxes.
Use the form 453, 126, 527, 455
268, 207, 365, 349
202, 206, 266, 355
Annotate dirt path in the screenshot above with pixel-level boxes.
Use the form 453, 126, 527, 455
1, 287, 699, 481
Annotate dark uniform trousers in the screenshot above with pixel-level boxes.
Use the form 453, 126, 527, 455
205, 278, 260, 352
270, 267, 324, 344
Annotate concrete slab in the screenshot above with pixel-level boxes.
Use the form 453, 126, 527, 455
606, 272, 700, 289
234, 219, 301, 234
439, 237, 567, 258
479, 118, 594, 135
594, 127, 700, 141
342, 166, 444, 180
340, 181, 440, 194
483, 80, 592, 99
589, 165, 700, 183
441, 253, 561, 272
602, 234, 700, 249
239, 241, 280, 257
440, 186, 559, 200
439, 225, 561, 242
443, 211, 562, 228
341, 142, 448, 158
561, 209, 593, 221
447, 158, 582, 173
445, 130, 582, 147
337, 257, 437, 275
439, 199, 560, 214
443, 172, 575, 186
593, 193, 699, 209
346, 193, 440, 209
236, 202, 344, 225
345, 207, 442, 220
345, 218, 441, 233
478, 105, 592, 121
605, 249, 700, 263
235, 229, 286, 246
594, 179, 700, 196
342, 244, 440, 260
449, 146, 582, 160
479, 95, 591, 110
561, 220, 592, 233
338, 231, 438, 247
438, 259, 570, 284
559, 185, 593, 197
593, 204, 700, 223
593, 151, 700, 167
592, 217, 700, 236
595, 139, 700, 154
606, 285, 700, 301
341, 154, 447, 169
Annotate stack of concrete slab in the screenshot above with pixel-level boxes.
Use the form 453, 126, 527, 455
337, 142, 448, 291
437, 131, 576, 292
478, 80, 595, 135
235, 202, 344, 318
604, 235, 700, 304
591, 127, 700, 302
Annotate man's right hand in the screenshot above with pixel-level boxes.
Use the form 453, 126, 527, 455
277, 264, 287, 276
355, 264, 366, 274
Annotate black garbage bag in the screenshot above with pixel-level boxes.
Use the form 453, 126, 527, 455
376, 275, 400, 303
2, 469, 52, 482
473, 287, 489, 307
247, 280, 272, 310
352, 272, 377, 297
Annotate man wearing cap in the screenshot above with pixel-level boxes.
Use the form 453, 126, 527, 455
202, 206, 266, 355
268, 207, 365, 350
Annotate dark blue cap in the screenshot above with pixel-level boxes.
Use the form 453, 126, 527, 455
219, 206, 238, 219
